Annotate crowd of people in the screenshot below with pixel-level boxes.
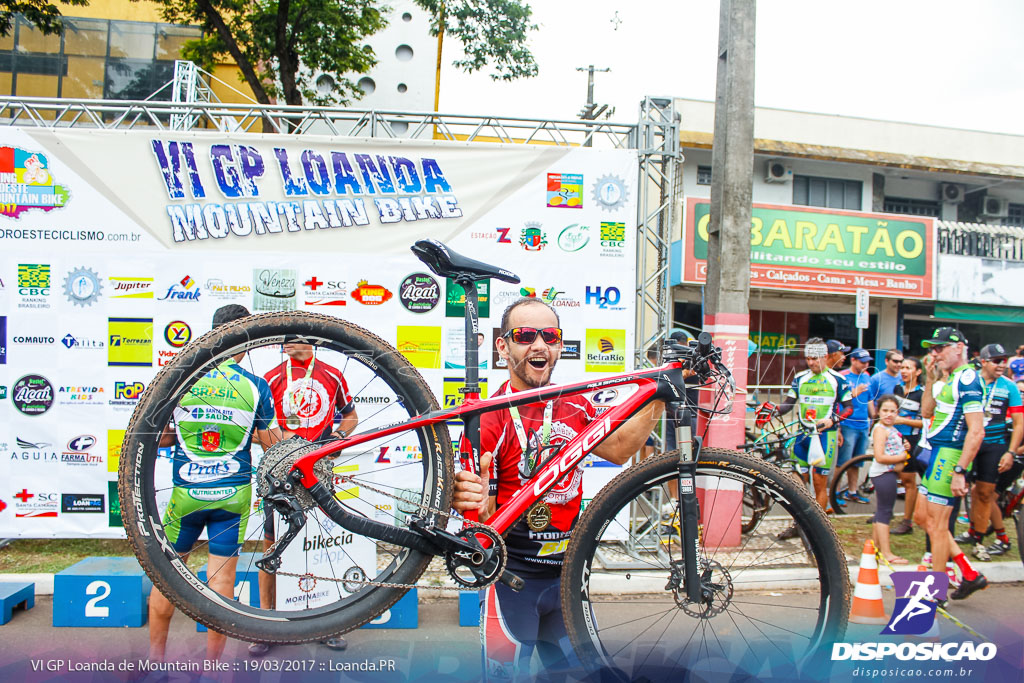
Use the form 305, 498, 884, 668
769, 330, 1023, 601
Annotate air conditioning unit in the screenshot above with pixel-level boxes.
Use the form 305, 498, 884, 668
764, 160, 792, 184
980, 195, 1010, 219
939, 182, 964, 203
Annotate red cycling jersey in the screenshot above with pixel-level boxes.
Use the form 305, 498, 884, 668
481, 380, 596, 578
264, 355, 354, 442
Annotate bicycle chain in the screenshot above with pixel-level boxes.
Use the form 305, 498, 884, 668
270, 474, 503, 593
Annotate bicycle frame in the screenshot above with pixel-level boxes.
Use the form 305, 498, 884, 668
272, 270, 705, 601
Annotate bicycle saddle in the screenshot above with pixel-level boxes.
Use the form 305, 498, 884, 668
411, 239, 520, 284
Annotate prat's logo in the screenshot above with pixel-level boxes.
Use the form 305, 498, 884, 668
164, 320, 192, 348
882, 571, 949, 635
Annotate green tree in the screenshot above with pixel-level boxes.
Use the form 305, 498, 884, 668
0, 0, 89, 37
150, 0, 537, 107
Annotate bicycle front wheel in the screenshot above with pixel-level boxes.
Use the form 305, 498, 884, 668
119, 311, 453, 643
828, 453, 874, 515
562, 448, 850, 681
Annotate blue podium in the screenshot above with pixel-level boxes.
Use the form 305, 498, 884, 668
458, 590, 480, 627
53, 557, 152, 627
0, 581, 35, 624
361, 588, 418, 629
196, 552, 263, 632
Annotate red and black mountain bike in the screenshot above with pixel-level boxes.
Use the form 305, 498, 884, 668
119, 240, 849, 680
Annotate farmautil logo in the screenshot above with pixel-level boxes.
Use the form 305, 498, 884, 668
832, 571, 996, 662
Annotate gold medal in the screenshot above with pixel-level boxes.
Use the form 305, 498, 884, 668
526, 501, 552, 532
286, 415, 300, 429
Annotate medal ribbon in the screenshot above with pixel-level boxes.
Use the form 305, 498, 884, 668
284, 355, 316, 420
509, 401, 552, 473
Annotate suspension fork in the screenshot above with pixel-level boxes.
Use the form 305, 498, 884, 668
672, 401, 704, 603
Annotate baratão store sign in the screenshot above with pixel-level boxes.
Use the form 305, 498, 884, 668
679, 199, 936, 299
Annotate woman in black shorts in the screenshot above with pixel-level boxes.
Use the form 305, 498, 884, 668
891, 357, 924, 535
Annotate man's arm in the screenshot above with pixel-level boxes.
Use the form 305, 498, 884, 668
255, 426, 285, 450
334, 407, 359, 437
920, 356, 940, 419
592, 401, 664, 466
951, 412, 984, 497
999, 412, 1023, 472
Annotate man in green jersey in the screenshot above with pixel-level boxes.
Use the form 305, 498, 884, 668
914, 327, 988, 600
148, 305, 284, 661
775, 338, 854, 512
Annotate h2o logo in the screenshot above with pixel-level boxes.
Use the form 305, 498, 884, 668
585, 286, 621, 309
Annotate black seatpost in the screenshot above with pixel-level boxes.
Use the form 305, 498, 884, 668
457, 277, 481, 395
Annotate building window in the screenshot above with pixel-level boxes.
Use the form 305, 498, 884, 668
0, 15, 201, 100
883, 196, 940, 217
793, 175, 862, 210
696, 165, 712, 185
1004, 203, 1024, 227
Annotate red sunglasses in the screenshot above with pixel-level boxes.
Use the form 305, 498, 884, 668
503, 326, 562, 345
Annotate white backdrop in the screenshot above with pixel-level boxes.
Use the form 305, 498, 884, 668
0, 128, 639, 538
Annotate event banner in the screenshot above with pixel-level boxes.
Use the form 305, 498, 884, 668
0, 128, 639, 537
679, 198, 936, 299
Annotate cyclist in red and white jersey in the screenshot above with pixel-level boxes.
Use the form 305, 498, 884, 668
453, 297, 660, 682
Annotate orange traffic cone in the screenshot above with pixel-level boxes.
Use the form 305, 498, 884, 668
850, 540, 889, 625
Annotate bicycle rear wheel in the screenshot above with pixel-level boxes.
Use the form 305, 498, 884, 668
828, 453, 874, 515
119, 311, 452, 643
561, 448, 850, 681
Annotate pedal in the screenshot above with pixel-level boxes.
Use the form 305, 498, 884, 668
499, 570, 524, 591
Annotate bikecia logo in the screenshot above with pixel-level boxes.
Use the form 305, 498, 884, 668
63, 267, 103, 306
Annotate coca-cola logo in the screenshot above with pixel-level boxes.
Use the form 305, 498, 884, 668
399, 273, 440, 313
11, 373, 54, 416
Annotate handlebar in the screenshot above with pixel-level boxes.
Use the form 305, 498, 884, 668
661, 332, 736, 408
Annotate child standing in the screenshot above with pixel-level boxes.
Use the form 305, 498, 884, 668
870, 394, 909, 564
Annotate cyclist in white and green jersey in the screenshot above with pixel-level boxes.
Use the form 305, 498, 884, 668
914, 326, 988, 600
149, 305, 284, 662
776, 337, 854, 512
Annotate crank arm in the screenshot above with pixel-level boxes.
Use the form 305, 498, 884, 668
408, 515, 491, 558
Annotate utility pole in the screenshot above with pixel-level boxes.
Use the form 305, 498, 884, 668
576, 65, 613, 120
703, 0, 755, 449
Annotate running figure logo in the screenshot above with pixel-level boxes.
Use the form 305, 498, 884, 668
882, 571, 949, 635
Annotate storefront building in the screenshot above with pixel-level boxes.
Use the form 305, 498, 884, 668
670, 98, 1024, 397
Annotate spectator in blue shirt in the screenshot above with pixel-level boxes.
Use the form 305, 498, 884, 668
836, 348, 874, 505
868, 349, 904, 417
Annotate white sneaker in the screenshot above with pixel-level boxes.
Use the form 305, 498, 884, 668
972, 543, 991, 562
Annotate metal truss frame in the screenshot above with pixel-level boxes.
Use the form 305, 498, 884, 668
0, 95, 680, 569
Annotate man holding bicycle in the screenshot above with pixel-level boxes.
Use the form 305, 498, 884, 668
914, 327, 988, 600
774, 338, 854, 519
452, 297, 660, 681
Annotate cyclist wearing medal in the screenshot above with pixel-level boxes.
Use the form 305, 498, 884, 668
249, 342, 359, 656
149, 304, 283, 662
957, 343, 1023, 560
775, 338, 854, 514
263, 342, 358, 441
914, 327, 988, 599
452, 297, 660, 682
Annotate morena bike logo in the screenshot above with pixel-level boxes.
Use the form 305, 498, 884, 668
832, 571, 997, 663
